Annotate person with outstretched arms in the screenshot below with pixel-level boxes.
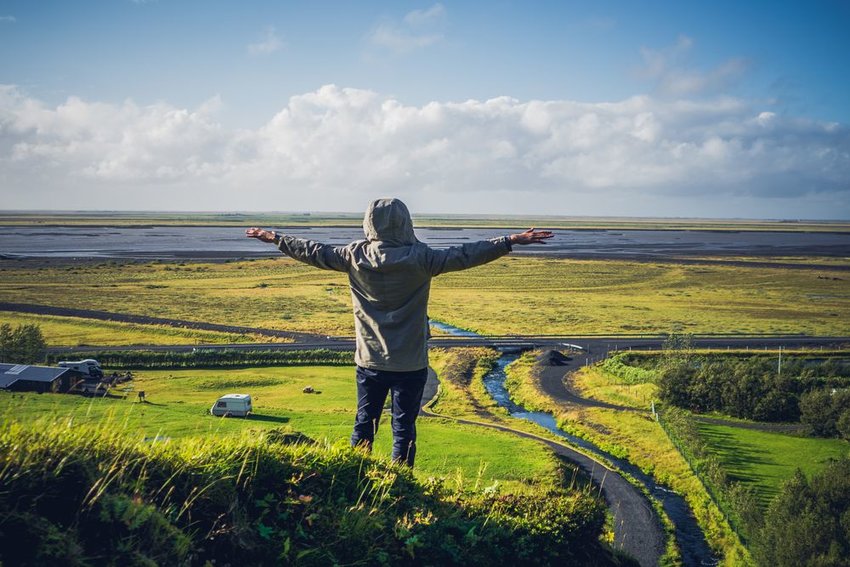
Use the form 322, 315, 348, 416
247, 198, 553, 466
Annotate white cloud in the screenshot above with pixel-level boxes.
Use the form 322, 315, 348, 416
368, 4, 446, 54
639, 36, 750, 97
403, 4, 445, 26
369, 24, 442, 53
0, 15, 16, 23
0, 84, 848, 217
248, 27, 284, 55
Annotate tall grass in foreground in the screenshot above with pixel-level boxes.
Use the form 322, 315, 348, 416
0, 415, 631, 566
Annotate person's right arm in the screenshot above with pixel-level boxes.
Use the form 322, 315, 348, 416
245, 227, 350, 272
426, 228, 553, 276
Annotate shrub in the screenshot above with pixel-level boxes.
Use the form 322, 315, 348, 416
44, 348, 353, 369
753, 458, 850, 567
800, 388, 850, 437
600, 354, 656, 384
0, 322, 47, 364
654, 354, 850, 424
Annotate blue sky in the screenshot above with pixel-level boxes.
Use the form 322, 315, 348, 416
1, 0, 848, 218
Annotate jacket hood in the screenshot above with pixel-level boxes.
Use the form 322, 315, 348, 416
363, 198, 417, 245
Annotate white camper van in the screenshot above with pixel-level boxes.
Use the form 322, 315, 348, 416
58, 359, 103, 378
210, 393, 252, 417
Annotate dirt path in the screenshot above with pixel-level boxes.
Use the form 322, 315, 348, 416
420, 369, 665, 567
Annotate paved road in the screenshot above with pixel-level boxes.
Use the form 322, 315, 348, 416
534, 350, 639, 411
420, 370, 664, 567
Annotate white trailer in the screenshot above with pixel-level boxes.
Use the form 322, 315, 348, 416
58, 359, 103, 378
210, 393, 252, 417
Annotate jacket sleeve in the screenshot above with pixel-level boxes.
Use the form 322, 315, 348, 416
425, 236, 512, 276
275, 234, 351, 272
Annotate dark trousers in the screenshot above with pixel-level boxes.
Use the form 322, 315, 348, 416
350, 366, 428, 467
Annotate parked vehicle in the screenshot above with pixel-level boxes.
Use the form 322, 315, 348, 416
58, 359, 103, 378
210, 394, 252, 417
76, 380, 109, 397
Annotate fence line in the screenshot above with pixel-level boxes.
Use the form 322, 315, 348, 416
656, 408, 752, 546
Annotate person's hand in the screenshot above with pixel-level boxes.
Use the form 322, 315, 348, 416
509, 228, 554, 245
245, 227, 277, 243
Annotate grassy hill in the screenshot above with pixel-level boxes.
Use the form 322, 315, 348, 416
0, 416, 633, 566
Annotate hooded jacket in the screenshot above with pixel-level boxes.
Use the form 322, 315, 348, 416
275, 198, 512, 371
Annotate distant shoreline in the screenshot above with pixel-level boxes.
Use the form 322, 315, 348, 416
1, 211, 848, 233
3, 223, 849, 268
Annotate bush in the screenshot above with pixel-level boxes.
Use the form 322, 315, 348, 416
654, 354, 850, 424
0, 322, 47, 364
838, 410, 850, 440
44, 348, 353, 369
800, 388, 850, 437
600, 354, 656, 384
753, 458, 850, 567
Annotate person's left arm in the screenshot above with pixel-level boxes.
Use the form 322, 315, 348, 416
245, 227, 350, 272
425, 228, 554, 276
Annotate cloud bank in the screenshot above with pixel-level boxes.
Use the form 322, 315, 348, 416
1, 84, 848, 217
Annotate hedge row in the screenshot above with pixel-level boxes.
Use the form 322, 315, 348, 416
46, 348, 354, 369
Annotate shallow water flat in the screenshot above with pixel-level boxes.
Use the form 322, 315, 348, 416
2, 226, 849, 260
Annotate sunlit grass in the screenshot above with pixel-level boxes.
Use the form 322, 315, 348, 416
0, 362, 560, 492
430, 256, 850, 336
0, 412, 617, 566
428, 348, 505, 419
3, 256, 846, 345
504, 354, 751, 565
0, 312, 285, 346
696, 422, 849, 508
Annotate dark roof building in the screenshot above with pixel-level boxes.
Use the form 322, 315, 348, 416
0, 363, 73, 393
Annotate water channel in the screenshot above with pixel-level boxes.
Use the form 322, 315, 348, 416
431, 320, 718, 566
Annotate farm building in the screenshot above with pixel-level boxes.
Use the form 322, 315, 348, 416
0, 363, 76, 393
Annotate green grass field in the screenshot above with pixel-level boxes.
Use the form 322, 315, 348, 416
0, 363, 560, 492
577, 357, 850, 507
0, 312, 285, 346
696, 422, 849, 507
2, 255, 848, 342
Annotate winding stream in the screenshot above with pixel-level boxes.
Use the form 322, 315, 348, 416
431, 320, 718, 566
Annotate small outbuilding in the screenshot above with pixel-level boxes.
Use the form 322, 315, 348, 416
0, 363, 74, 393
